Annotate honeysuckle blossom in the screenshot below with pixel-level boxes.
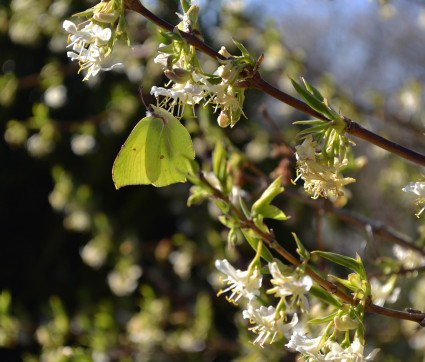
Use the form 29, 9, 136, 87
151, 81, 204, 109
242, 303, 298, 346
63, 20, 123, 80
402, 181, 425, 217
286, 331, 326, 361
150, 68, 243, 124
268, 262, 312, 313
215, 259, 262, 303
324, 337, 380, 361
294, 135, 355, 199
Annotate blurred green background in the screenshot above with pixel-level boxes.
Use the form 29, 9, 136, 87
1, 0, 425, 361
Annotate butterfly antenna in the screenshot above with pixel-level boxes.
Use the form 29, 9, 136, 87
139, 86, 154, 115
138, 86, 148, 108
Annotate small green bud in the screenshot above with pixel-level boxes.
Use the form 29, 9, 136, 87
93, 11, 120, 23
217, 111, 231, 128
334, 314, 359, 331
164, 68, 192, 83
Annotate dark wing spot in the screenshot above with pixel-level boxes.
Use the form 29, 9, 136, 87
132, 148, 137, 151
160, 155, 165, 160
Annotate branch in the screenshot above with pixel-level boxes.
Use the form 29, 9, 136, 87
198, 171, 425, 325
125, 0, 425, 168
244, 155, 423, 256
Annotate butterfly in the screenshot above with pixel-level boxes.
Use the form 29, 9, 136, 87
112, 105, 195, 188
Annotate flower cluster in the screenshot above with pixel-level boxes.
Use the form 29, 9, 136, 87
294, 135, 356, 199
151, 45, 246, 127
268, 262, 312, 313
215, 259, 311, 347
63, 20, 123, 80
286, 333, 379, 362
215, 258, 379, 360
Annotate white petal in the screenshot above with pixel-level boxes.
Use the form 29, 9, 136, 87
63, 20, 77, 33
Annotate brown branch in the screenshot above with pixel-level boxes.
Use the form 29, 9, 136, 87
124, 0, 425, 167
124, 0, 226, 61
198, 171, 425, 325
281, 188, 425, 256
243, 160, 424, 256
347, 121, 425, 166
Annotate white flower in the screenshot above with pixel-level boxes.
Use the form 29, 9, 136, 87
294, 135, 355, 199
215, 259, 262, 303
151, 81, 204, 108
370, 276, 400, 307
324, 337, 380, 361
63, 20, 123, 80
243, 303, 298, 346
402, 181, 425, 217
268, 262, 312, 313
286, 331, 325, 361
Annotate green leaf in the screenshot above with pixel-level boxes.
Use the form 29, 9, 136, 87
290, 78, 334, 120
296, 123, 330, 136
180, 0, 192, 13
302, 77, 324, 102
112, 106, 195, 188
212, 141, 227, 185
232, 38, 254, 63
218, 215, 239, 228
241, 229, 274, 262
255, 204, 288, 220
239, 196, 251, 219
293, 120, 327, 126
309, 311, 339, 324
309, 285, 342, 308
251, 176, 283, 213
292, 232, 309, 261
330, 275, 360, 293
313, 251, 366, 279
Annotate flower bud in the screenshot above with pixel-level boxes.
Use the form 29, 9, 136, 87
217, 111, 231, 128
164, 68, 192, 83
219, 46, 231, 58
334, 314, 359, 331
93, 11, 120, 24
217, 62, 238, 84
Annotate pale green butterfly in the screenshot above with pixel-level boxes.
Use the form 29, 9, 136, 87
112, 105, 195, 188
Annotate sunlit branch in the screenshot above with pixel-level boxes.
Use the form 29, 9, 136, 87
125, 0, 425, 168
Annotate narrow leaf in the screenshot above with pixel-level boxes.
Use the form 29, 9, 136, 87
313, 251, 365, 277
302, 77, 324, 102
290, 78, 334, 120
241, 229, 274, 262
309, 311, 339, 324
309, 285, 342, 308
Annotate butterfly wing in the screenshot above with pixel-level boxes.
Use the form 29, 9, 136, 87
112, 117, 151, 189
